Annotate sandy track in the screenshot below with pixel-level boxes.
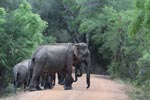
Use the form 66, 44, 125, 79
4, 74, 129, 100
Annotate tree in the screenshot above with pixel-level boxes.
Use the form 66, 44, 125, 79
0, 7, 7, 93
0, 0, 47, 94
62, 0, 107, 44
129, 0, 150, 84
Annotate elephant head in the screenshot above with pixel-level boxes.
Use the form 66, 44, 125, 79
73, 43, 91, 88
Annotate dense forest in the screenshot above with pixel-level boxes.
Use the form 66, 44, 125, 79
0, 0, 149, 99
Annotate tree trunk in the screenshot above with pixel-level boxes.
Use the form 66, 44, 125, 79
85, 33, 89, 46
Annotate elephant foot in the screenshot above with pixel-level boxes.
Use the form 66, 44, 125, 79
36, 86, 42, 90
58, 82, 64, 85
49, 86, 54, 89
64, 86, 72, 90
29, 87, 37, 92
44, 86, 53, 89
64, 85, 72, 90
77, 74, 82, 77
52, 83, 55, 86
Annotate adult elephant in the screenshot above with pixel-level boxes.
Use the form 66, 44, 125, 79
13, 59, 31, 93
29, 43, 91, 91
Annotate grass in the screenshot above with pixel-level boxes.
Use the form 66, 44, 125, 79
0, 84, 23, 100
113, 78, 150, 100
123, 81, 150, 100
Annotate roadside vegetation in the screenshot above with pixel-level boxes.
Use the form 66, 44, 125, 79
0, 0, 149, 99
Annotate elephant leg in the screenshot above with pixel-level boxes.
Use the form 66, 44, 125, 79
43, 77, 48, 89
64, 74, 71, 90
23, 83, 27, 92
64, 74, 74, 90
58, 71, 65, 85
29, 64, 42, 91
40, 74, 45, 88
64, 65, 73, 90
27, 68, 33, 87
52, 73, 56, 86
64, 49, 74, 90
57, 72, 61, 84
29, 74, 38, 91
48, 74, 53, 89
42, 73, 53, 89
35, 76, 42, 90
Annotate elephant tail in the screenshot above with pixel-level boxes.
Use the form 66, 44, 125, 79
13, 71, 19, 93
31, 58, 35, 69
13, 66, 19, 85
27, 58, 35, 85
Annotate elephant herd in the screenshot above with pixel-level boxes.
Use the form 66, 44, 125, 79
13, 43, 91, 93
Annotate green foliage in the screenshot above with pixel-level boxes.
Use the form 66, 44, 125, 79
0, 8, 7, 92
129, 0, 150, 36
79, 19, 97, 33
108, 62, 119, 77
136, 51, 150, 83
96, 0, 150, 85
42, 36, 56, 45
94, 3, 135, 77
130, 81, 150, 100
28, 0, 64, 37
0, 0, 47, 94
0, 8, 6, 32
4, 0, 47, 61
144, 0, 150, 28
127, 0, 150, 85
0, 0, 150, 98
111, 0, 134, 10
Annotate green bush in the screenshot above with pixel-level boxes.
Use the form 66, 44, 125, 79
0, 0, 47, 94
136, 50, 150, 84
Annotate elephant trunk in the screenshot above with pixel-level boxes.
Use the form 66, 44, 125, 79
86, 57, 91, 89
86, 69, 90, 88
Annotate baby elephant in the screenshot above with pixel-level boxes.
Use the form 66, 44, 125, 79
13, 59, 31, 93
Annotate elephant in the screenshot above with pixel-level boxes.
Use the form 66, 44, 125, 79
57, 69, 65, 85
13, 59, 31, 93
29, 42, 91, 91
51, 67, 82, 86
40, 73, 55, 89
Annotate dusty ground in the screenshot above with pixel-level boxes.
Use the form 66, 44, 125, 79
3, 74, 129, 100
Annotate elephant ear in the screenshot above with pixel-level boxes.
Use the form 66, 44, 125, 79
73, 44, 80, 57
74, 43, 89, 56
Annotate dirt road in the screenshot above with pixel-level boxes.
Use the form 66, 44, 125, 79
4, 74, 129, 100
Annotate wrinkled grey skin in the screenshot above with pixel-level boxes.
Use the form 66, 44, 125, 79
13, 59, 31, 93
29, 43, 91, 91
